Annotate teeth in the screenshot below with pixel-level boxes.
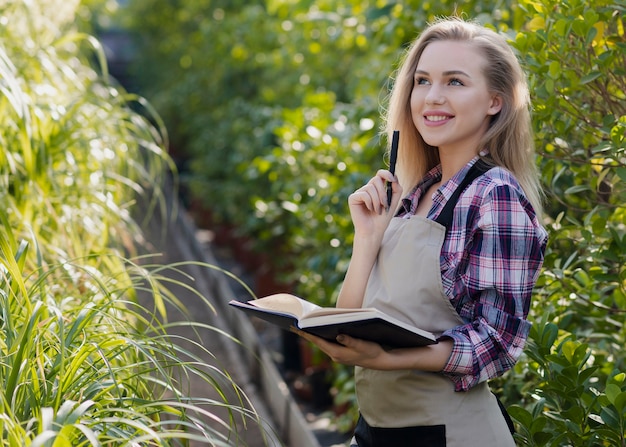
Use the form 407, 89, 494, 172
426, 115, 449, 122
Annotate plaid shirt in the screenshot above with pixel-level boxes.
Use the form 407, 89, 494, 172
398, 158, 548, 392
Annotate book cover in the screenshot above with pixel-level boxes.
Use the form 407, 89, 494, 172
229, 294, 437, 349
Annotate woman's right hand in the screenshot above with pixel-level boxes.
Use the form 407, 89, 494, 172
336, 170, 403, 309
348, 169, 402, 239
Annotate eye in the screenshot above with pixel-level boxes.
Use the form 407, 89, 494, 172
449, 78, 464, 86
415, 76, 430, 85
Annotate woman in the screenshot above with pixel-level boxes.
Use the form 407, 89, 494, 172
296, 17, 548, 446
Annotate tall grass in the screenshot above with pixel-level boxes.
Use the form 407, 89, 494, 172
0, 0, 268, 445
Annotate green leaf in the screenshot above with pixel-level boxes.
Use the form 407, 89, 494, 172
530, 415, 548, 435
615, 392, 626, 414
532, 430, 553, 445
548, 60, 561, 79
601, 406, 621, 428
564, 184, 590, 194
553, 18, 569, 36
585, 25, 598, 45
539, 322, 559, 350
612, 373, 626, 385
561, 340, 579, 363
563, 405, 585, 424
578, 366, 599, 384
508, 405, 533, 428
580, 71, 602, 84
605, 383, 626, 414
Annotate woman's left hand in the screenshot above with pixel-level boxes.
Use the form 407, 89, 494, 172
293, 328, 456, 372
293, 329, 388, 369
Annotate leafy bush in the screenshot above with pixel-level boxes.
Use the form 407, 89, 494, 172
498, 0, 626, 445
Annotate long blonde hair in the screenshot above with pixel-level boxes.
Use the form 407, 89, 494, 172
384, 17, 543, 216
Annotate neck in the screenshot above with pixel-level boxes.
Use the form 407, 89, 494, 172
438, 148, 478, 183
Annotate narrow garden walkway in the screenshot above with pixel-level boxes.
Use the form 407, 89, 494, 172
141, 209, 274, 445
139, 189, 325, 447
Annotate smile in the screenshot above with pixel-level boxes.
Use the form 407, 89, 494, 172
425, 115, 451, 122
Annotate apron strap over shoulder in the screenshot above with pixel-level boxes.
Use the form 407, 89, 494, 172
434, 159, 490, 232
432, 158, 516, 437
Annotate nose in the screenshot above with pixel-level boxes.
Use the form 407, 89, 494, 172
425, 84, 445, 105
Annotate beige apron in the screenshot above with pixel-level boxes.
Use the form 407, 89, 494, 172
354, 215, 515, 446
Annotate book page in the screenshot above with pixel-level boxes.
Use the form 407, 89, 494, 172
250, 293, 320, 320
303, 306, 374, 319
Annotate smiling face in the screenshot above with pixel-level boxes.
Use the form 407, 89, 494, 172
410, 40, 502, 158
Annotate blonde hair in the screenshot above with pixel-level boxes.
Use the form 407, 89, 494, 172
384, 17, 543, 216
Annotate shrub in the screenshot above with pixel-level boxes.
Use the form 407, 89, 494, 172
500, 0, 626, 444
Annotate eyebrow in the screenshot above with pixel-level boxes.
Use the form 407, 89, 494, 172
414, 69, 471, 77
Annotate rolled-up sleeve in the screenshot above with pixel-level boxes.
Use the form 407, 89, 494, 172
440, 184, 547, 391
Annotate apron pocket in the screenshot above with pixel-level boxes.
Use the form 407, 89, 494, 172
354, 415, 446, 447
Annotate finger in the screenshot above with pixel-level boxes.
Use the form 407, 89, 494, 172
365, 185, 384, 215
375, 168, 395, 184
348, 190, 372, 212
373, 171, 397, 211
294, 328, 337, 352
389, 176, 403, 209
293, 327, 315, 342
365, 179, 388, 214
336, 334, 350, 345
351, 172, 394, 214
290, 326, 303, 336
350, 186, 380, 213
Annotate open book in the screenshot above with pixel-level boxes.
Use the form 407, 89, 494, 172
228, 293, 437, 349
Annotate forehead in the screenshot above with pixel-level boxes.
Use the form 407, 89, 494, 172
416, 40, 487, 74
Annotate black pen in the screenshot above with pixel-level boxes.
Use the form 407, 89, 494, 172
387, 130, 399, 208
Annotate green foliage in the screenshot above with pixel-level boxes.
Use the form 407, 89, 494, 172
507, 317, 626, 446
244, 92, 380, 304
123, 0, 626, 442
122, 0, 519, 300
502, 0, 626, 444
515, 0, 625, 216
0, 0, 268, 444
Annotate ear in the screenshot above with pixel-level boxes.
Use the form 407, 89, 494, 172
487, 94, 503, 116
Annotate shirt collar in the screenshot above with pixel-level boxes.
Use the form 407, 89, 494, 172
435, 156, 485, 207
399, 155, 484, 217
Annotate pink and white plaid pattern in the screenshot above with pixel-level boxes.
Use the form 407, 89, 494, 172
399, 159, 548, 392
